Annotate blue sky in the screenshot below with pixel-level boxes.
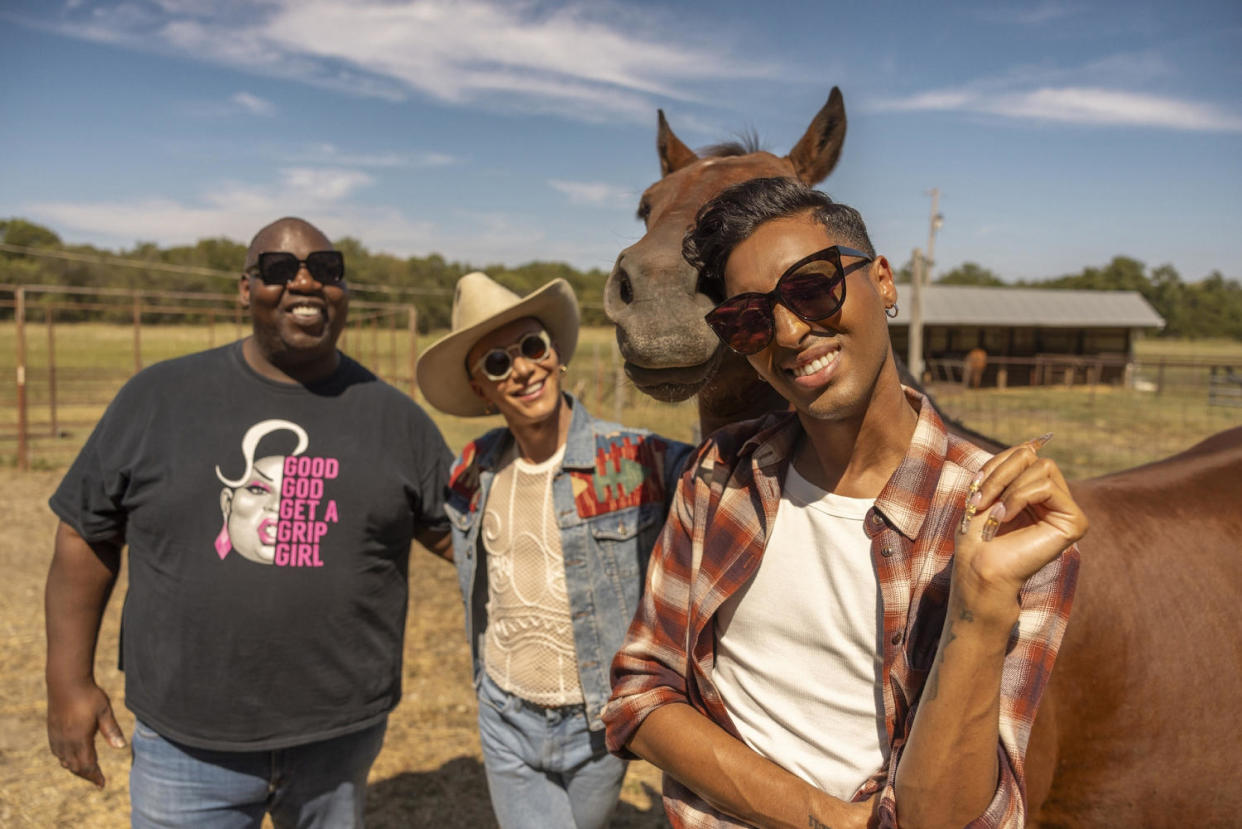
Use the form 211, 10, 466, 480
2, 0, 1240, 283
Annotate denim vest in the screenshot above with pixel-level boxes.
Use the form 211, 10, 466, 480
445, 395, 693, 730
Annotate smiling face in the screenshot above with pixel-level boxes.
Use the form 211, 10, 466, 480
722, 210, 897, 424
466, 317, 564, 429
240, 218, 348, 382
220, 455, 284, 565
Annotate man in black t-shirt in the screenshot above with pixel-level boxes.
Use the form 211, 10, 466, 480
44, 217, 453, 827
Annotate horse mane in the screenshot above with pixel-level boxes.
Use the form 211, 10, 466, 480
700, 130, 764, 158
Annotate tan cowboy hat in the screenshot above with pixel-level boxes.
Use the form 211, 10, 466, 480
417, 272, 580, 417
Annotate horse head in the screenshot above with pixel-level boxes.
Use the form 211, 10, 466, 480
604, 88, 847, 428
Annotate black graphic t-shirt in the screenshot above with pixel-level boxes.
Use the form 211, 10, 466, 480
50, 342, 452, 751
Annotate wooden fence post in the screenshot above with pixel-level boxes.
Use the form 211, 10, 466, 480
407, 305, 419, 400
371, 313, 380, 370
389, 309, 398, 382
613, 340, 624, 424
15, 287, 28, 471
132, 291, 143, 373
47, 305, 58, 437
594, 342, 603, 410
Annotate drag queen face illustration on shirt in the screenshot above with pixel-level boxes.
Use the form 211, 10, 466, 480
214, 419, 308, 564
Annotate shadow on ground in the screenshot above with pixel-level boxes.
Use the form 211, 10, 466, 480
367, 755, 670, 828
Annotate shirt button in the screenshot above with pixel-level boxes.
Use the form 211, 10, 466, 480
881, 546, 895, 557
890, 631, 903, 645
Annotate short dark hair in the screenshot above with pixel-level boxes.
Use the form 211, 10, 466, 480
682, 177, 875, 302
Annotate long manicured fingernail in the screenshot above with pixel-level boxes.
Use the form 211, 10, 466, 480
1029, 433, 1054, 450
959, 503, 978, 535
981, 503, 1007, 542
969, 471, 984, 493
967, 490, 983, 509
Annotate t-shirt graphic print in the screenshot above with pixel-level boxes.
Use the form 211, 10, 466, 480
213, 418, 341, 567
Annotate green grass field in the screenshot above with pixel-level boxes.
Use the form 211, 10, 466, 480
3, 321, 1241, 477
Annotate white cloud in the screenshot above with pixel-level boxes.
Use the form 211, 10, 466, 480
548, 179, 632, 207
229, 91, 275, 116
35, 0, 771, 124
286, 143, 459, 168
873, 85, 1242, 132
19, 164, 609, 266
273, 167, 373, 202
991, 88, 1242, 130
183, 91, 277, 118
26, 165, 376, 243
978, 1, 1083, 26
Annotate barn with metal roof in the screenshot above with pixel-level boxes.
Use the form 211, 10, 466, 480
887, 285, 1165, 386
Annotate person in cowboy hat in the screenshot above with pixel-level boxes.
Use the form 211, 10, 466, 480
419, 272, 693, 829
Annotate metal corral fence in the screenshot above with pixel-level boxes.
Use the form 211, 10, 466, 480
925, 354, 1242, 480
6, 282, 1239, 476
1, 284, 694, 469
1, 284, 421, 470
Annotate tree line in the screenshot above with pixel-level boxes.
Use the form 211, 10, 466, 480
0, 218, 611, 330
4, 218, 1240, 339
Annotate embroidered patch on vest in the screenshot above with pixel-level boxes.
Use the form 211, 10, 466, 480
448, 441, 481, 512
572, 434, 669, 518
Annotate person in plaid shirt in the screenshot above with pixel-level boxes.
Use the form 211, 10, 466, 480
604, 177, 1085, 829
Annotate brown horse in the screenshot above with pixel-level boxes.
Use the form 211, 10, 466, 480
604, 89, 848, 437
604, 90, 1242, 826
965, 347, 988, 388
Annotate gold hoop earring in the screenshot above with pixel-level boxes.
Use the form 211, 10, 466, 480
885, 304, 899, 319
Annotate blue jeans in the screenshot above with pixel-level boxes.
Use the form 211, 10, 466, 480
477, 671, 627, 829
129, 718, 387, 828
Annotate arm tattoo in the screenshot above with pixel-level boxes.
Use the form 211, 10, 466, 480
924, 606, 977, 703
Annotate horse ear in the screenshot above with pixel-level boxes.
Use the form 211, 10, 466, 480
786, 86, 847, 185
657, 109, 699, 177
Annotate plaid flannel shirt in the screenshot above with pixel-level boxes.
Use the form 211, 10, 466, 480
604, 388, 1079, 829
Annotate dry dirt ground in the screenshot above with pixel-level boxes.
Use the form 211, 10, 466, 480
0, 467, 669, 828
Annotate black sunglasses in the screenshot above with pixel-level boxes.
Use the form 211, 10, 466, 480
248, 251, 346, 286
703, 245, 873, 355
471, 330, 554, 382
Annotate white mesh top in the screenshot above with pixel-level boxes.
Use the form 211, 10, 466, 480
481, 443, 584, 706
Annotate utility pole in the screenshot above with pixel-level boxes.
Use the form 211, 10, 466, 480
907, 189, 942, 382
924, 187, 943, 287
908, 248, 924, 382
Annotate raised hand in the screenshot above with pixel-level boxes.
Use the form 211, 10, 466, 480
955, 434, 1088, 611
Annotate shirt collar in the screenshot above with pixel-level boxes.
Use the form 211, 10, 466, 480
560, 393, 598, 469
873, 387, 948, 540
739, 410, 802, 471
737, 387, 949, 541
